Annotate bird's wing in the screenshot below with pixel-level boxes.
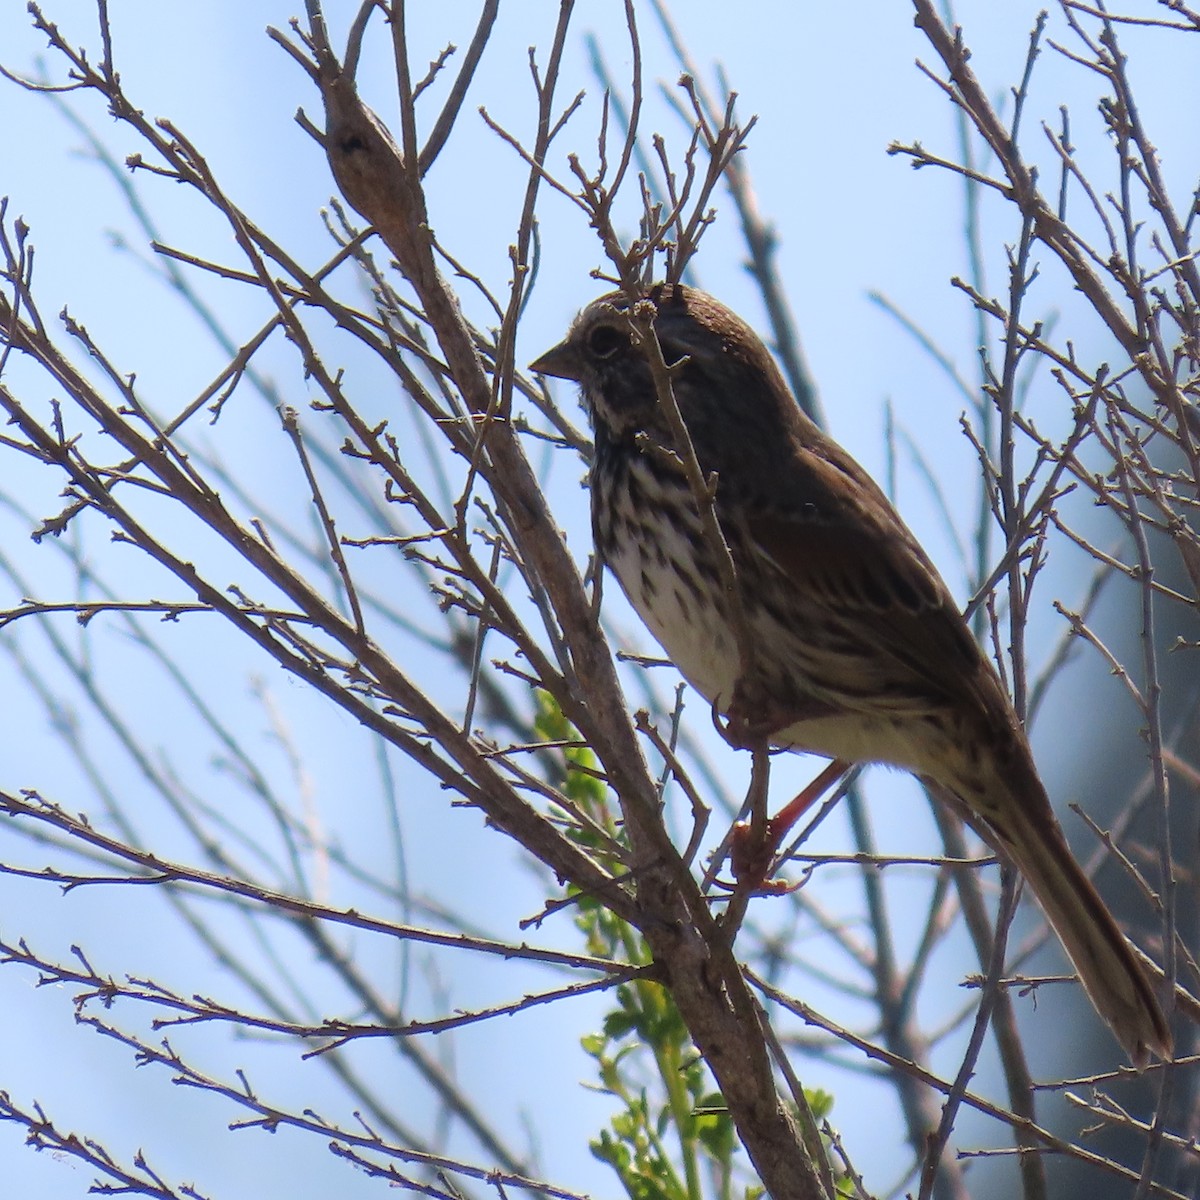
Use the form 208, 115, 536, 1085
739, 438, 989, 712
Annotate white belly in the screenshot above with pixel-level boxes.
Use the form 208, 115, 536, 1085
605, 513, 740, 708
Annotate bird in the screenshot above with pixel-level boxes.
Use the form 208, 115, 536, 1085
531, 282, 1171, 1065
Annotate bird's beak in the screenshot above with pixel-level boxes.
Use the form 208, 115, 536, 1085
529, 339, 582, 382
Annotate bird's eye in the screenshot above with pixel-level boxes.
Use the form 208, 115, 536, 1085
587, 323, 625, 360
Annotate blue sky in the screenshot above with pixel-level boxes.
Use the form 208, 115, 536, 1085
1, 3, 1196, 1197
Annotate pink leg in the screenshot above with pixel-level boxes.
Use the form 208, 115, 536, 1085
731, 758, 850, 886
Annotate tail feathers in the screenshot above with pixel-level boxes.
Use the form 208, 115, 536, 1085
985, 793, 1171, 1067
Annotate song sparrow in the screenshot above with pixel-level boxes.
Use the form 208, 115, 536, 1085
532, 283, 1171, 1064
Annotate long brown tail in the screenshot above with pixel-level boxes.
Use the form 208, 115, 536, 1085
976, 781, 1171, 1066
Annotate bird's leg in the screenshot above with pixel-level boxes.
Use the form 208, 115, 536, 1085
747, 740, 771, 829
723, 678, 838, 750
716, 740, 775, 935
731, 757, 851, 888
720, 682, 849, 890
